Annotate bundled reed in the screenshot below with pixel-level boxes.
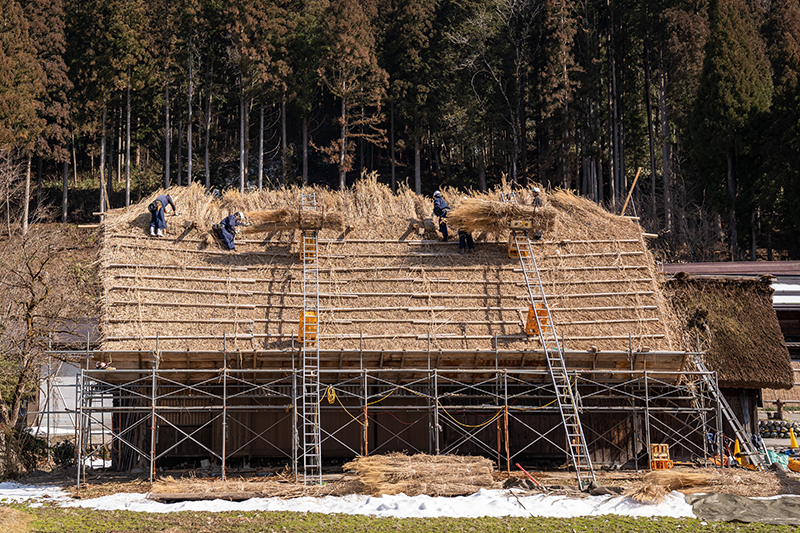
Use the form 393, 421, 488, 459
446, 197, 558, 236
624, 470, 711, 504
240, 208, 345, 234
342, 452, 497, 496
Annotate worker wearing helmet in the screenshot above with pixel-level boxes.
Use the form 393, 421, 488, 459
532, 187, 543, 208
432, 190, 450, 241
217, 211, 246, 250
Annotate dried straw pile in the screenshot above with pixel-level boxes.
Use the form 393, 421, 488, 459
343, 453, 496, 496
97, 173, 680, 364
148, 473, 352, 499
240, 208, 345, 234
446, 197, 557, 236
624, 470, 711, 504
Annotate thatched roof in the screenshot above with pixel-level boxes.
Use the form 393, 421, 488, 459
97, 176, 678, 372
664, 274, 793, 389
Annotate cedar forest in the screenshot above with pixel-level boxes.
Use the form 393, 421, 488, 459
2, 0, 800, 261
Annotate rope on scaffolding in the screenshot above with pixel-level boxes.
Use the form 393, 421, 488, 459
367, 387, 396, 406
437, 402, 504, 428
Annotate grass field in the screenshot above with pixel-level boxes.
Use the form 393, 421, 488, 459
0, 505, 795, 533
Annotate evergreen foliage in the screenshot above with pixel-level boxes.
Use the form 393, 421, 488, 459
0, 0, 798, 259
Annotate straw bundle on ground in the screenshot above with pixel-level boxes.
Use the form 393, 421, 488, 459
446, 197, 558, 236
624, 470, 711, 504
149, 474, 345, 500
342, 453, 497, 496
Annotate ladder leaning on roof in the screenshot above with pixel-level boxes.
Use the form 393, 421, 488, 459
693, 355, 765, 471
299, 192, 322, 484
501, 190, 596, 490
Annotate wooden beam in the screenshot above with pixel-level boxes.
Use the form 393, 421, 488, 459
115, 273, 256, 283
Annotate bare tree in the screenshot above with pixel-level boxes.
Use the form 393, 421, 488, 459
0, 224, 98, 476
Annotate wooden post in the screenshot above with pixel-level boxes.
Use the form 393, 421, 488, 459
504, 406, 510, 474
496, 416, 502, 470
620, 167, 642, 216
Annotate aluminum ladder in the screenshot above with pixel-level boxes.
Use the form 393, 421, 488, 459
300, 192, 322, 483
693, 355, 765, 470
501, 191, 596, 489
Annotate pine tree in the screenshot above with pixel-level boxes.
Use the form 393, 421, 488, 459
0, 0, 44, 151
761, 0, 800, 257
692, 0, 772, 261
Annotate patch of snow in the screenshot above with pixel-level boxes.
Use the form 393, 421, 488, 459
50, 488, 696, 519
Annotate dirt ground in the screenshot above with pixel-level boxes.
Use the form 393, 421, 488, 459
19, 463, 800, 503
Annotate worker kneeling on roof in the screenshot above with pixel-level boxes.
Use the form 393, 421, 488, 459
217, 211, 245, 251
432, 190, 449, 241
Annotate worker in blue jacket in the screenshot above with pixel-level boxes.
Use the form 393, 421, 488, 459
217, 211, 245, 250
432, 190, 450, 241
149, 194, 177, 237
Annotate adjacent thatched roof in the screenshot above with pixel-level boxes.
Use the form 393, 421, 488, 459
664, 273, 793, 389
97, 176, 677, 371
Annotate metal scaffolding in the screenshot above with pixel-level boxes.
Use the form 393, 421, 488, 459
61, 350, 743, 489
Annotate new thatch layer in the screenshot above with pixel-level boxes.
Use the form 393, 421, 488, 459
342, 453, 497, 496
665, 274, 793, 389
98, 175, 675, 362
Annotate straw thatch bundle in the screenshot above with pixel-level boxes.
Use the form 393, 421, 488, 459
342, 453, 496, 496
446, 197, 558, 236
149, 474, 342, 499
239, 208, 345, 234
624, 470, 711, 504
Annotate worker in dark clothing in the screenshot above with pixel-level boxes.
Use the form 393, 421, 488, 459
531, 187, 543, 240
432, 190, 450, 241
217, 211, 245, 250
457, 196, 475, 254
532, 187, 543, 208
458, 230, 474, 254
149, 194, 177, 237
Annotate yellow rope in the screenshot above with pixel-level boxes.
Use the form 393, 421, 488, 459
326, 386, 336, 404
366, 387, 395, 406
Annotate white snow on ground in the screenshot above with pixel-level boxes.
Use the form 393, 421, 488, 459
0, 482, 696, 518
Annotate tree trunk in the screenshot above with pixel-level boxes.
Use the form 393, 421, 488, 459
176, 114, 183, 187
205, 80, 211, 191
282, 96, 287, 184
727, 149, 738, 261
35, 156, 42, 212
239, 73, 246, 194
258, 101, 264, 190
478, 143, 486, 191
390, 100, 395, 193
644, 46, 657, 226
126, 74, 131, 206
518, 53, 527, 186
751, 209, 757, 261
414, 117, 421, 194
22, 156, 31, 234
165, 73, 171, 188
62, 160, 68, 223
188, 39, 193, 185
302, 114, 308, 186
100, 106, 107, 212
659, 61, 672, 233
338, 94, 347, 190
